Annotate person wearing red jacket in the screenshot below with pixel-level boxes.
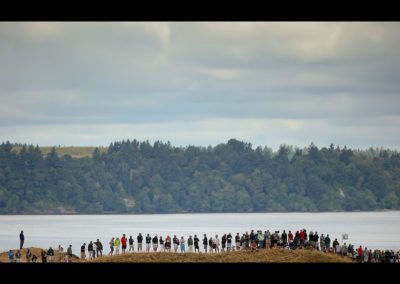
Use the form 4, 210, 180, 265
121, 234, 127, 254
288, 231, 293, 244
357, 245, 363, 262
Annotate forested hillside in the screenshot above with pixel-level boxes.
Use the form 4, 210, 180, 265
0, 139, 399, 214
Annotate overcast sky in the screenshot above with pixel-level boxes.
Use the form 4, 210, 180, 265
1, 22, 399, 150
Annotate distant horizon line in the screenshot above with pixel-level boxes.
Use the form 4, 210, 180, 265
4, 139, 400, 152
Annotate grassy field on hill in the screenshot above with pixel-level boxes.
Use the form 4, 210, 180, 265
0, 247, 352, 263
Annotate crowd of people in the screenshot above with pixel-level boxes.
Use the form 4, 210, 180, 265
6, 229, 400, 263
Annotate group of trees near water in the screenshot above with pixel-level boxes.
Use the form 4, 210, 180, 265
1, 139, 400, 214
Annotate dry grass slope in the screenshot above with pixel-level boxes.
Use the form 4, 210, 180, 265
87, 249, 352, 263
1, 247, 352, 263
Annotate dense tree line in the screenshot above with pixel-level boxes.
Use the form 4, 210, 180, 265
0, 139, 400, 214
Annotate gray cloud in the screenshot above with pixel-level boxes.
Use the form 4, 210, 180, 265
0, 22, 400, 149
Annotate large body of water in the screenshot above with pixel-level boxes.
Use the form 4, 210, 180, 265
1, 212, 399, 254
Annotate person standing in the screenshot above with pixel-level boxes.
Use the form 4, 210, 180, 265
235, 233, 240, 251
96, 239, 103, 257
165, 235, 171, 252
15, 250, 21, 263
152, 235, 158, 252
137, 233, 143, 252
26, 248, 32, 263
188, 235, 194, 252
180, 236, 186, 253
221, 234, 227, 252
121, 234, 127, 254
8, 250, 14, 263
194, 235, 200, 253
41, 249, 47, 263
129, 235, 134, 252
67, 245, 73, 258
19, 230, 25, 250
173, 235, 179, 253
88, 241, 94, 259
114, 238, 121, 255
47, 247, 54, 262
214, 235, 220, 253
203, 234, 208, 253
227, 233, 232, 251
81, 243, 86, 260
288, 230, 293, 245
159, 236, 164, 251
145, 234, 151, 252
109, 238, 114, 256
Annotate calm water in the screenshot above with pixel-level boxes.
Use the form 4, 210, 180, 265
1, 212, 399, 254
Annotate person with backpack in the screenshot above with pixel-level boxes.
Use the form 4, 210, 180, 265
109, 238, 114, 256
188, 235, 194, 252
129, 235, 134, 252
96, 239, 103, 257
137, 233, 143, 252
325, 234, 331, 251
194, 235, 200, 253
81, 243, 86, 260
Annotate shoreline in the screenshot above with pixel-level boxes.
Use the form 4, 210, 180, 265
1, 210, 400, 216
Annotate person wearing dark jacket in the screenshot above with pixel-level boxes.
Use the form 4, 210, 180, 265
81, 243, 86, 260
41, 249, 47, 263
95, 239, 103, 257
152, 235, 158, 252
137, 233, 143, 252
227, 233, 232, 251
221, 234, 227, 252
19, 230, 25, 250
129, 236, 134, 252
235, 233, 240, 250
281, 230, 288, 246
194, 235, 200, 253
47, 247, 54, 262
203, 234, 208, 253
145, 234, 151, 252
88, 241, 94, 259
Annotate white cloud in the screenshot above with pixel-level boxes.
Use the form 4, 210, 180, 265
0, 22, 400, 149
